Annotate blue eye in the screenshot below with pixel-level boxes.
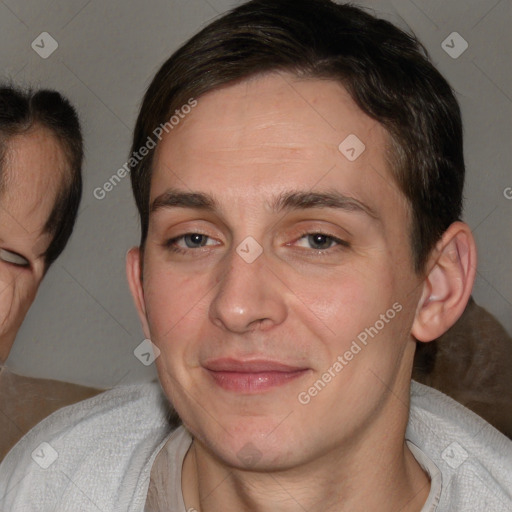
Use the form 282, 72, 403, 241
182, 234, 209, 248
0, 248, 30, 267
294, 233, 347, 251
165, 233, 218, 253
306, 234, 335, 250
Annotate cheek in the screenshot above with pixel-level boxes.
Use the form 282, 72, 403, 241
0, 283, 16, 330
0, 270, 38, 331
143, 265, 209, 349
143, 267, 211, 411
285, 261, 396, 342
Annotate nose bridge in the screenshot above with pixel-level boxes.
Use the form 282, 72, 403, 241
209, 240, 285, 332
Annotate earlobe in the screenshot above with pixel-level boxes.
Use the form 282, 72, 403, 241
411, 222, 477, 342
126, 247, 151, 339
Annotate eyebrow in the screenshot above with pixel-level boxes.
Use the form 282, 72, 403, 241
150, 188, 378, 219
151, 191, 216, 213
273, 190, 378, 219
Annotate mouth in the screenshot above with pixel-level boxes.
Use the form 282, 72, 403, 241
203, 358, 310, 393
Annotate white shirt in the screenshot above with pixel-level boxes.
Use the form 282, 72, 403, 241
0, 381, 510, 511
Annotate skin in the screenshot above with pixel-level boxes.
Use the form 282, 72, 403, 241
0, 127, 104, 462
127, 72, 476, 512
0, 126, 64, 362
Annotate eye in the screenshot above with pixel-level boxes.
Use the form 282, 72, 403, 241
0, 248, 30, 267
165, 233, 219, 253
293, 232, 348, 251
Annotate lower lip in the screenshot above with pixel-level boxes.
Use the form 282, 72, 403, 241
206, 369, 308, 393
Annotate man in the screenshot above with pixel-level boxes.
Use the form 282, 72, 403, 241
1, 1, 510, 511
0, 86, 101, 460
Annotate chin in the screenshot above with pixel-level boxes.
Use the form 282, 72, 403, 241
188, 412, 303, 470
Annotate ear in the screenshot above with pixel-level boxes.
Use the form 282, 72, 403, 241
411, 221, 477, 342
126, 247, 151, 339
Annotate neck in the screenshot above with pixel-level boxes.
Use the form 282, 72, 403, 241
182, 404, 430, 512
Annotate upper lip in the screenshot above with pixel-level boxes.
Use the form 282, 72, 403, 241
203, 358, 307, 373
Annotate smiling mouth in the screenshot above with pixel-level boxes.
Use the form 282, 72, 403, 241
203, 359, 310, 393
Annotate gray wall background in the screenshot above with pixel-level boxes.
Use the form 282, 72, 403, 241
1, 0, 510, 388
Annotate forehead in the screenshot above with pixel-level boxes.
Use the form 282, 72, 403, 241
0, 127, 65, 238
2, 126, 66, 192
151, 73, 403, 217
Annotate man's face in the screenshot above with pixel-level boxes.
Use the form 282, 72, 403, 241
132, 73, 425, 469
0, 127, 63, 362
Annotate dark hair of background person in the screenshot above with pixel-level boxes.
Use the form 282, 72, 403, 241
0, 85, 83, 269
130, 0, 464, 274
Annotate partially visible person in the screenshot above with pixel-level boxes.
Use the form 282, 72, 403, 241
0, 86, 102, 461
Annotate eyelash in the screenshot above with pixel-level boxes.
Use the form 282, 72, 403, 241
0, 248, 30, 268
163, 233, 215, 255
163, 231, 349, 255
291, 231, 350, 252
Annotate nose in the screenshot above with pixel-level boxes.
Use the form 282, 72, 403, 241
208, 246, 287, 333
